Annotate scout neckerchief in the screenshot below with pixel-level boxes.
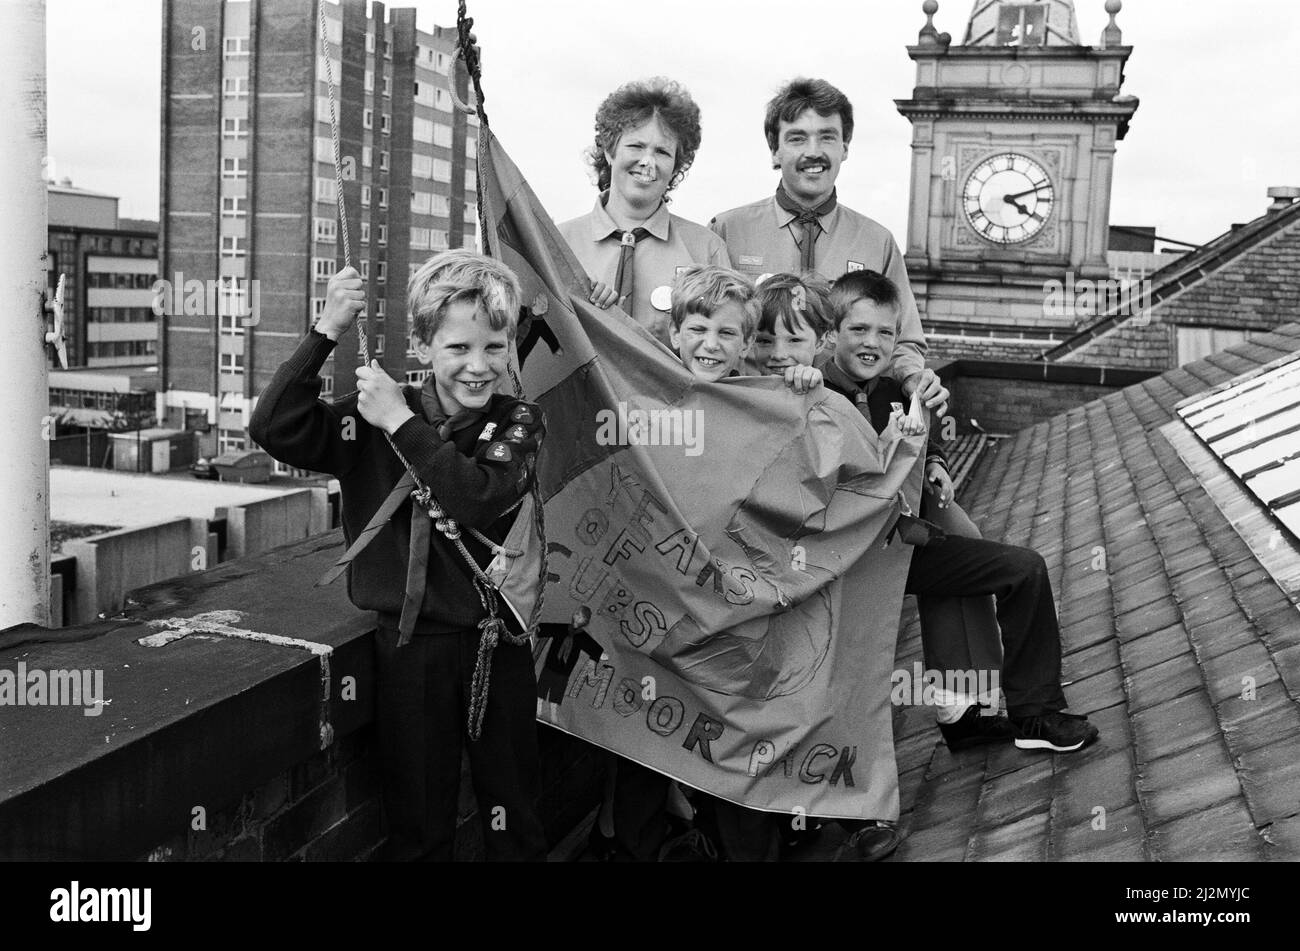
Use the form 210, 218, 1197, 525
775, 183, 837, 272
822, 355, 878, 414
602, 192, 655, 307
317, 380, 487, 645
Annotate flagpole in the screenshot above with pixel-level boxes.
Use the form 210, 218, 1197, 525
0, 0, 51, 630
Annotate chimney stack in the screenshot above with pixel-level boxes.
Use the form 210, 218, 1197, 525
1268, 186, 1300, 212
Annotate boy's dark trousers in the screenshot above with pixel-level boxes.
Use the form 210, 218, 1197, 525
905, 536, 1066, 718
374, 624, 548, 861
611, 760, 673, 861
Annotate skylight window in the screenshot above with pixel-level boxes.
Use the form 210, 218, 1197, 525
1179, 354, 1300, 538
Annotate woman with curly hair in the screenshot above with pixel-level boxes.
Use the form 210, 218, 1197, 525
557, 79, 729, 863
559, 77, 730, 346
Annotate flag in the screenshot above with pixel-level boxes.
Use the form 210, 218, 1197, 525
479, 128, 925, 821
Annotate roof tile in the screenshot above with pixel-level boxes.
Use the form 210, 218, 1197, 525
1198, 641, 1280, 705
1131, 691, 1221, 763
976, 759, 1054, 829
1235, 737, 1300, 825
1055, 803, 1147, 861
1050, 747, 1138, 826
1137, 740, 1239, 825
1118, 622, 1195, 674
1148, 799, 1265, 861
1216, 689, 1300, 756
967, 811, 1050, 862
1125, 652, 1204, 713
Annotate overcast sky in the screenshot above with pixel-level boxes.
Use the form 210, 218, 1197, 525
47, 0, 1300, 246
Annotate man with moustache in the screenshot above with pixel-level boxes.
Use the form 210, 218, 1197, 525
709, 79, 1017, 863
710, 77, 947, 411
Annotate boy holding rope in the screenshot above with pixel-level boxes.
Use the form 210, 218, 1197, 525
250, 250, 549, 861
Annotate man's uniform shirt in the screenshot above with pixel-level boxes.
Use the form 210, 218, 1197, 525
560, 194, 731, 346
710, 195, 926, 386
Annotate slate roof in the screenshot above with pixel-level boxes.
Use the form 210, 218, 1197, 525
1044, 201, 1300, 361
887, 322, 1300, 861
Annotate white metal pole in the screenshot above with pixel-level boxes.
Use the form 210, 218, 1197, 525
0, 0, 51, 629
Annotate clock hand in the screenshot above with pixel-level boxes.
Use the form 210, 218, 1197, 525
1002, 195, 1032, 216
1005, 183, 1050, 201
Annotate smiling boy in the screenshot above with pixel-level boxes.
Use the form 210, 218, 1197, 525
669, 266, 821, 394
825, 270, 1099, 757
249, 250, 549, 861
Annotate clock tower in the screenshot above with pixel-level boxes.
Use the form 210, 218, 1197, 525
896, 0, 1139, 359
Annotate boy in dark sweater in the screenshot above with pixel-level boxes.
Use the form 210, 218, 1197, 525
249, 250, 548, 861
823, 270, 1099, 756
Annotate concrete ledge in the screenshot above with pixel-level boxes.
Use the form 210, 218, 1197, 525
1, 529, 600, 860
0, 532, 373, 860
225, 489, 325, 559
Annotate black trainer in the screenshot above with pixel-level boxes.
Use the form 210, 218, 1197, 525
845, 821, 901, 862
1010, 710, 1099, 753
938, 703, 1016, 751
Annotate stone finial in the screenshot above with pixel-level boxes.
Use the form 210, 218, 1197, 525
918, 0, 941, 46
1102, 0, 1123, 47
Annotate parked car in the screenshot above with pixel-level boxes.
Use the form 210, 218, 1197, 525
210, 450, 274, 484
189, 457, 220, 480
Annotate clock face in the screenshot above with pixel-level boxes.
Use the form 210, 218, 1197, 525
962, 152, 1054, 245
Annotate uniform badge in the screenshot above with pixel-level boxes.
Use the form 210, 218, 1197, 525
846, 260, 865, 272
650, 285, 673, 311
739, 255, 763, 267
